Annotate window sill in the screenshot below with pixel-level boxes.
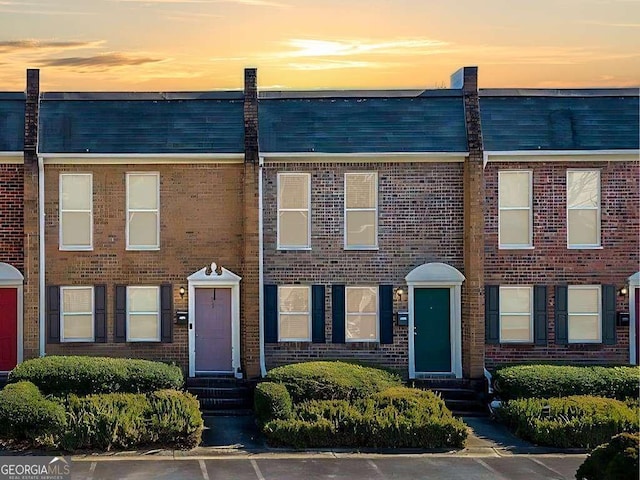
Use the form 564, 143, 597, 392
126, 247, 161, 251
344, 247, 379, 251
126, 339, 161, 343
567, 246, 603, 250
59, 247, 94, 252
498, 246, 534, 250
277, 247, 312, 251
60, 339, 95, 343
278, 339, 311, 343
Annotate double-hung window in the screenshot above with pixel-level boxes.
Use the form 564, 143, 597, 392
60, 286, 94, 342
567, 170, 600, 248
126, 173, 160, 250
499, 286, 533, 342
568, 286, 601, 343
127, 286, 160, 342
345, 172, 378, 249
59, 173, 92, 250
278, 285, 311, 341
277, 173, 311, 249
345, 286, 378, 341
498, 171, 532, 248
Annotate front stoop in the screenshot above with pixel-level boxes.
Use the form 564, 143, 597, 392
186, 375, 255, 415
0, 372, 7, 390
410, 378, 488, 417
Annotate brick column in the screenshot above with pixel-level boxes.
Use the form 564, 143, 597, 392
23, 68, 40, 360
457, 67, 485, 378
241, 68, 261, 378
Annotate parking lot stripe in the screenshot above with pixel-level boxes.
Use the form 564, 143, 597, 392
474, 458, 509, 480
199, 460, 210, 480
529, 457, 567, 479
85, 461, 97, 480
251, 459, 266, 480
366, 459, 386, 479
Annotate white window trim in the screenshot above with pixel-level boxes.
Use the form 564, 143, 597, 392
498, 170, 533, 249
277, 285, 312, 342
345, 285, 379, 342
499, 285, 533, 343
344, 172, 379, 250
126, 286, 161, 342
60, 286, 94, 343
59, 173, 93, 251
567, 169, 601, 249
126, 172, 160, 251
277, 172, 311, 250
568, 285, 602, 344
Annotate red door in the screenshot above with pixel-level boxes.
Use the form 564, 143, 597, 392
195, 288, 232, 372
0, 288, 18, 371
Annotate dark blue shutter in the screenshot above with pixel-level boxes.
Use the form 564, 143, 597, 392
94, 285, 107, 343
160, 284, 173, 343
485, 285, 499, 344
533, 286, 548, 345
602, 285, 616, 345
264, 284, 278, 343
46, 286, 60, 344
331, 285, 345, 344
311, 285, 326, 343
379, 285, 393, 344
555, 286, 568, 345
114, 285, 127, 343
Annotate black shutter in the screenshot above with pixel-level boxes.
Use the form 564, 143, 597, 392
311, 285, 326, 343
602, 285, 616, 345
46, 286, 60, 344
485, 285, 499, 344
555, 285, 568, 345
331, 285, 345, 344
533, 285, 548, 345
160, 284, 173, 343
114, 285, 127, 343
264, 284, 278, 343
379, 285, 393, 344
94, 285, 107, 343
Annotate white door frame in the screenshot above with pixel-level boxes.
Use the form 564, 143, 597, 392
187, 263, 242, 378
406, 263, 465, 379
0, 262, 24, 372
629, 272, 639, 366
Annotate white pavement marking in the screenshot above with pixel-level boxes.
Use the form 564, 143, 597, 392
474, 458, 510, 480
251, 459, 266, 480
367, 459, 386, 479
199, 460, 210, 480
529, 457, 567, 479
85, 461, 97, 480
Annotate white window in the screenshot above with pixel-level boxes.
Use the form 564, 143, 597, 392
278, 286, 311, 341
345, 286, 378, 342
60, 286, 94, 342
59, 173, 92, 250
568, 286, 601, 343
499, 286, 533, 343
345, 172, 378, 249
127, 286, 160, 342
277, 173, 311, 249
498, 171, 532, 248
567, 170, 600, 248
126, 173, 159, 250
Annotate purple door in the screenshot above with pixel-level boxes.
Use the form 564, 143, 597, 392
195, 288, 232, 372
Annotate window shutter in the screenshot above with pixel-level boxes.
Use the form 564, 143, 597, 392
311, 285, 326, 343
331, 285, 345, 344
160, 284, 173, 343
602, 285, 616, 345
94, 285, 107, 343
485, 285, 499, 344
555, 285, 568, 345
46, 285, 60, 344
114, 285, 127, 343
264, 284, 278, 343
533, 285, 548, 345
379, 285, 393, 344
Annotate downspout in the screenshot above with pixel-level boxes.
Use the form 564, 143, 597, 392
37, 165, 45, 357
258, 155, 266, 377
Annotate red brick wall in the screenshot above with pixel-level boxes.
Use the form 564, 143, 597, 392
484, 160, 639, 367
0, 163, 24, 271
263, 161, 465, 373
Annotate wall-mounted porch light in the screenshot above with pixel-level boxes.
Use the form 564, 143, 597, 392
179, 286, 186, 298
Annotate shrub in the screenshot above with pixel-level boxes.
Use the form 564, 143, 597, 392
576, 432, 640, 480
493, 365, 640, 400
497, 395, 639, 448
254, 382, 292, 425
9, 356, 184, 396
148, 390, 203, 449
265, 361, 402, 402
0, 382, 67, 446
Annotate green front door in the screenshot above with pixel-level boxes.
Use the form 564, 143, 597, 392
414, 288, 451, 373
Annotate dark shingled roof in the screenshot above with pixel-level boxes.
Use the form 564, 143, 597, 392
39, 92, 245, 154
258, 90, 468, 153
480, 89, 639, 151
0, 93, 25, 152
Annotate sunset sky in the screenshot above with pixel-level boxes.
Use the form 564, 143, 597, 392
0, 0, 638, 91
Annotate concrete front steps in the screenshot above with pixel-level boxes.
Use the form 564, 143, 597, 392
186, 375, 255, 415
410, 378, 488, 417
0, 372, 7, 390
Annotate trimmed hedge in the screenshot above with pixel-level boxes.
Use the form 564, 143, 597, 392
0, 382, 67, 446
254, 382, 292, 426
497, 395, 639, 448
493, 365, 640, 400
9, 356, 184, 396
576, 432, 640, 480
265, 361, 402, 402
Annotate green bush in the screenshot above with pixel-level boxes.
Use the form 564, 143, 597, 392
0, 382, 67, 446
254, 382, 293, 425
576, 432, 640, 480
498, 395, 639, 448
265, 361, 402, 402
148, 390, 203, 449
494, 365, 640, 400
9, 356, 184, 396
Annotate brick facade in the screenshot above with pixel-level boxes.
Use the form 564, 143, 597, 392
0, 163, 23, 271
